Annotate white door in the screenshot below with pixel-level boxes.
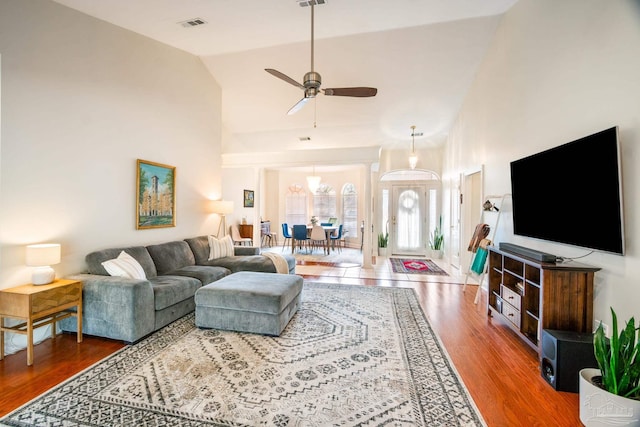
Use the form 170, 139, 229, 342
390, 185, 427, 256
462, 169, 483, 270
450, 174, 462, 269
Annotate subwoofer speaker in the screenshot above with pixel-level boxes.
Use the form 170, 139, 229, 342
540, 329, 598, 392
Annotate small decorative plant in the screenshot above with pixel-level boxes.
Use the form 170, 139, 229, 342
310, 216, 318, 225
429, 216, 444, 251
378, 232, 388, 248
593, 307, 640, 400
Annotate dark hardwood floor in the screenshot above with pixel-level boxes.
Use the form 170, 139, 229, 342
0, 268, 581, 426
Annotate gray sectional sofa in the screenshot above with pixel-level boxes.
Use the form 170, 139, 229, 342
60, 235, 295, 343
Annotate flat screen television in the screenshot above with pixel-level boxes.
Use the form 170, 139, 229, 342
510, 126, 624, 255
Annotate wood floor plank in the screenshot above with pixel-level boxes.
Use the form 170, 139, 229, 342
0, 269, 581, 426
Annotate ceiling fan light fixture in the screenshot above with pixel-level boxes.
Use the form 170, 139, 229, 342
265, 0, 377, 115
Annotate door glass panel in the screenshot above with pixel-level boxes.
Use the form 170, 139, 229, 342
397, 189, 421, 251
391, 185, 426, 256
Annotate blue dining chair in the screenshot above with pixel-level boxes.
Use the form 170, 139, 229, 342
329, 224, 344, 252
292, 224, 310, 253
281, 223, 292, 252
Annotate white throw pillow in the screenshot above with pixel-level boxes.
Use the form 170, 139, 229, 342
208, 235, 235, 260
102, 251, 147, 279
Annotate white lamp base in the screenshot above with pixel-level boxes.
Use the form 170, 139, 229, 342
32, 266, 55, 285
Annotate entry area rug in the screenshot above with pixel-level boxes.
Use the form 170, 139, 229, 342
390, 257, 449, 276
1, 283, 482, 426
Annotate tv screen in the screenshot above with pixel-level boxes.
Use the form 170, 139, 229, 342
510, 126, 624, 255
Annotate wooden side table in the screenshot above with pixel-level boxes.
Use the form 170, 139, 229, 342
0, 279, 83, 366
238, 224, 253, 239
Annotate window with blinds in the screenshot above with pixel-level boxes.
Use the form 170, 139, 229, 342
342, 183, 358, 239
312, 183, 336, 221
285, 184, 307, 226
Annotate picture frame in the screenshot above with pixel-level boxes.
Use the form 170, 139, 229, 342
243, 189, 254, 208
136, 159, 176, 229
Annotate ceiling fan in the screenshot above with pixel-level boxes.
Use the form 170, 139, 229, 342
265, 2, 378, 115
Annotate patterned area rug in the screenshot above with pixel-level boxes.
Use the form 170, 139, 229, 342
262, 246, 363, 266
390, 257, 449, 275
1, 283, 482, 426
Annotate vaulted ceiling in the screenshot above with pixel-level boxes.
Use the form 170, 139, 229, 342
52, 0, 518, 155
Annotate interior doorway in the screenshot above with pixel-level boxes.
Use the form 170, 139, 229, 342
461, 168, 483, 270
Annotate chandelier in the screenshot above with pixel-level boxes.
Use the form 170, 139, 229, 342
307, 165, 321, 193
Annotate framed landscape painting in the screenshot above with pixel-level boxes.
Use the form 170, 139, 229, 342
244, 189, 254, 208
136, 159, 176, 229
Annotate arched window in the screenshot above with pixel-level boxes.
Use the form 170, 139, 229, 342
342, 183, 358, 239
312, 183, 336, 221
285, 184, 307, 225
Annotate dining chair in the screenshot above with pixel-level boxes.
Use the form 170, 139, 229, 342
292, 224, 310, 253
231, 224, 253, 246
281, 223, 292, 252
320, 222, 332, 227
309, 224, 328, 255
329, 224, 344, 252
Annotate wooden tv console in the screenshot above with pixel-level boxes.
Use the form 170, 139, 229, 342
487, 246, 600, 355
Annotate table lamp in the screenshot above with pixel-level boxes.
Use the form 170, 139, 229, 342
26, 243, 61, 285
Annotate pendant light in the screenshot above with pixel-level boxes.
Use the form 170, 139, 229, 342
307, 165, 321, 193
408, 125, 418, 170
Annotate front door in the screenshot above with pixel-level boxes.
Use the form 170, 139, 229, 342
390, 185, 427, 256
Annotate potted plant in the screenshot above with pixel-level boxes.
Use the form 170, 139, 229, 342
579, 307, 640, 426
429, 216, 444, 259
377, 232, 388, 257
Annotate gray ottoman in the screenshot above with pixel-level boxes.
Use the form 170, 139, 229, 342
194, 271, 303, 336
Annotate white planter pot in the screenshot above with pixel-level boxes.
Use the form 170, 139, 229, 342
378, 247, 387, 257
430, 249, 443, 259
579, 368, 640, 426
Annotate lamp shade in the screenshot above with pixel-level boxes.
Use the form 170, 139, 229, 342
207, 200, 234, 215
26, 243, 61, 267
408, 153, 418, 170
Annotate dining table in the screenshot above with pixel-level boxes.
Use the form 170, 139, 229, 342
291, 225, 338, 254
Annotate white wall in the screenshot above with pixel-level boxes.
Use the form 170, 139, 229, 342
0, 2, 222, 285
443, 0, 640, 325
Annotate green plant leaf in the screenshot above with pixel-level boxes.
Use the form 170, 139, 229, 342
596, 308, 640, 400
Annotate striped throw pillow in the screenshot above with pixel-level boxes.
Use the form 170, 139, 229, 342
102, 251, 146, 279
208, 235, 235, 260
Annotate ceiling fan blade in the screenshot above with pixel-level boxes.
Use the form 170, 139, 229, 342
265, 68, 305, 90
323, 87, 378, 97
287, 97, 310, 115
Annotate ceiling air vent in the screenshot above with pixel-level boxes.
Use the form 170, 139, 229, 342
178, 18, 207, 28
297, 0, 326, 7
299, 136, 311, 141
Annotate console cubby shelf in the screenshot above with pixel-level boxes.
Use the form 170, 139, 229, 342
487, 246, 600, 354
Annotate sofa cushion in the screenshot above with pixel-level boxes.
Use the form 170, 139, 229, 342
167, 265, 230, 286
102, 251, 147, 279
184, 235, 295, 273
206, 255, 280, 273
185, 235, 221, 265
208, 235, 235, 260
146, 241, 195, 276
86, 246, 157, 278
149, 275, 202, 311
